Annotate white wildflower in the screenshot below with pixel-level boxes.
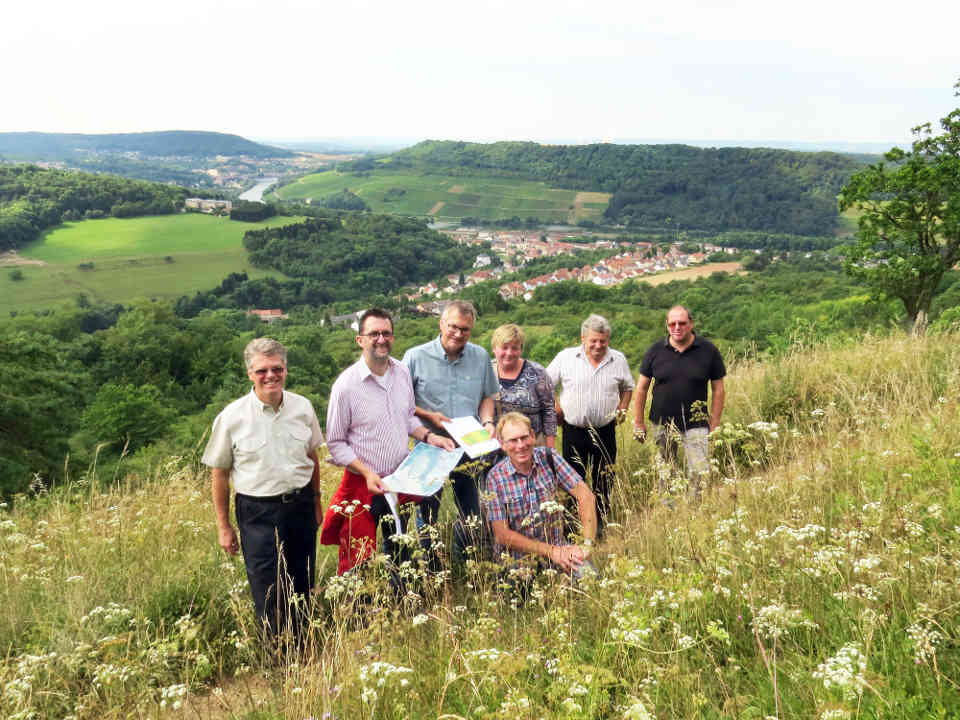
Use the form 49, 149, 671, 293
812, 643, 867, 700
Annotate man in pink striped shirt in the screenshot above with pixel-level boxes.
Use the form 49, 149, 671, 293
321, 308, 454, 574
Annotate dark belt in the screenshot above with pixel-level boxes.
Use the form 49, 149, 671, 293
563, 419, 614, 431
237, 483, 313, 504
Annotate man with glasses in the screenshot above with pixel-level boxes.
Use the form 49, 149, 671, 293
202, 338, 324, 643
322, 308, 454, 575
484, 412, 596, 579
633, 305, 726, 500
402, 300, 499, 549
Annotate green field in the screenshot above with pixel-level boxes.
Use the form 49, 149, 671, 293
272, 170, 610, 223
1, 214, 299, 314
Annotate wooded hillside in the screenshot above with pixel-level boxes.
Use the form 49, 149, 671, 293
240, 212, 482, 304
380, 140, 865, 234
0, 130, 293, 159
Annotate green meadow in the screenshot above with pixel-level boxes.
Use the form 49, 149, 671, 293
2, 214, 299, 314
272, 169, 610, 223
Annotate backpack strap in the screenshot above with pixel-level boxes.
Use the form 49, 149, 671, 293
545, 447, 557, 478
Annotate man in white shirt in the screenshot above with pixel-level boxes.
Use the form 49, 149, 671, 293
202, 338, 323, 642
546, 314, 634, 536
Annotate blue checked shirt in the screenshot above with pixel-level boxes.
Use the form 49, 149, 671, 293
483, 447, 583, 560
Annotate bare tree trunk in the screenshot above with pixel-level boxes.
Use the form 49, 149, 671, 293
912, 309, 929, 336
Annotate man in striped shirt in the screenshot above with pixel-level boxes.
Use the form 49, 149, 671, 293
322, 308, 454, 574
546, 314, 635, 537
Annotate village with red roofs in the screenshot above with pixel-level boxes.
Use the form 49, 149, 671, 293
404, 228, 739, 305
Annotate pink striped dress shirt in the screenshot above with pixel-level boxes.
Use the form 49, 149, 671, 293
325, 356, 424, 476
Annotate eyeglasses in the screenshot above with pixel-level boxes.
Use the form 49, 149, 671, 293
445, 322, 472, 336
667, 321, 689, 328
360, 331, 394, 339
253, 366, 286, 377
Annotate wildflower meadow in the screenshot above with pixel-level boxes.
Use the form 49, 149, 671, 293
1, 331, 958, 719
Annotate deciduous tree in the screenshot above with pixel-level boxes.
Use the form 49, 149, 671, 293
839, 81, 960, 334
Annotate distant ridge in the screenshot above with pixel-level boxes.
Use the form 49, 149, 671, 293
0, 130, 294, 159
370, 139, 864, 234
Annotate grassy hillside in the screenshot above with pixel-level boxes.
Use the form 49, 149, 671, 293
3, 214, 298, 313
1, 332, 957, 718
272, 169, 610, 224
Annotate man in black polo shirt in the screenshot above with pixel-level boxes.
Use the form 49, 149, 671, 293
633, 306, 726, 499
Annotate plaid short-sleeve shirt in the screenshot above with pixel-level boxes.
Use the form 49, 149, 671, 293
483, 447, 583, 560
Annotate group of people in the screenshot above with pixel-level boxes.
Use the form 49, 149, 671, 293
202, 301, 725, 639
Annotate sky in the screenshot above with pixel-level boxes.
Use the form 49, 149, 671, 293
5, 0, 959, 148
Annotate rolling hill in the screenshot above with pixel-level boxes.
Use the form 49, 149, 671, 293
313, 140, 868, 234
0, 130, 294, 159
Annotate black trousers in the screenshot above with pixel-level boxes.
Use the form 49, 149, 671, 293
418, 452, 500, 563
419, 457, 487, 524
370, 493, 418, 561
236, 486, 317, 639
561, 419, 617, 533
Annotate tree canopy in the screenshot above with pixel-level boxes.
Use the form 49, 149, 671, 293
839, 81, 960, 333
241, 212, 480, 303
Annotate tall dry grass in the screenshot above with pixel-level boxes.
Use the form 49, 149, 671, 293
1, 331, 958, 719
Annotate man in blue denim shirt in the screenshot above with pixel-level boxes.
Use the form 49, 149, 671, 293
402, 300, 499, 535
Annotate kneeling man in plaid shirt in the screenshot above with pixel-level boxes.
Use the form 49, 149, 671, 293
483, 412, 597, 576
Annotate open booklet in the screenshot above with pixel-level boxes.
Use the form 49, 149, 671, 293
441, 415, 501, 458
381, 442, 463, 534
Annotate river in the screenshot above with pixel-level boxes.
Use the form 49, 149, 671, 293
238, 177, 279, 202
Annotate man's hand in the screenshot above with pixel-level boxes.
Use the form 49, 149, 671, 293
427, 433, 457, 451
424, 410, 451, 429
615, 407, 629, 425
549, 544, 587, 572
218, 524, 240, 555
315, 495, 325, 525
555, 403, 564, 424
365, 471, 387, 495
633, 422, 647, 443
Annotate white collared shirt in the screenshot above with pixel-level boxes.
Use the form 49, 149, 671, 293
546, 345, 635, 427
202, 389, 324, 496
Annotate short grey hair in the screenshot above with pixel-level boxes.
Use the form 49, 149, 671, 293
442, 300, 477, 324
244, 337, 287, 369
581, 314, 611, 336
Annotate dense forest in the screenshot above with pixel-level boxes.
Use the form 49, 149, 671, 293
0, 131, 293, 159
377, 140, 866, 234
0, 165, 190, 250
240, 213, 482, 302
5, 253, 959, 498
